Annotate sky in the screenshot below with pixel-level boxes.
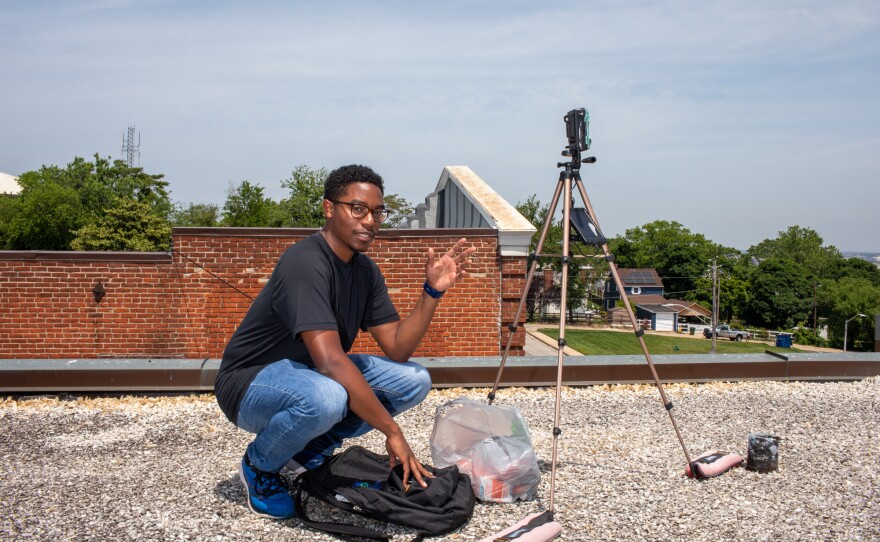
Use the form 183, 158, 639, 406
2, 1, 878, 252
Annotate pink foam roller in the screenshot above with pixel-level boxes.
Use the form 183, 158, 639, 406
685, 449, 744, 478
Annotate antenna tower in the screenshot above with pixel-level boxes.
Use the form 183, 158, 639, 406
121, 125, 141, 167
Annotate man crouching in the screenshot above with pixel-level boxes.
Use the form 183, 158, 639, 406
214, 164, 475, 519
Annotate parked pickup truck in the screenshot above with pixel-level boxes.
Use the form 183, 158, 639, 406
703, 325, 752, 341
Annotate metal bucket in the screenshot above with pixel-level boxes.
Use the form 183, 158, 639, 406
746, 433, 781, 473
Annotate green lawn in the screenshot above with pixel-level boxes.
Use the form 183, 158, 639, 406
539, 328, 803, 355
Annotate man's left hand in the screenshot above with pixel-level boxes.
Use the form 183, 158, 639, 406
425, 238, 475, 294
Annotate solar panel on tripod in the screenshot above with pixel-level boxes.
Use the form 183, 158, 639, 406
570, 207, 606, 246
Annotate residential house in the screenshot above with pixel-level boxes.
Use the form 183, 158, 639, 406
603, 268, 665, 309
604, 268, 711, 332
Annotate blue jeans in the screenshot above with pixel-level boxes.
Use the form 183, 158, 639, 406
236, 354, 431, 473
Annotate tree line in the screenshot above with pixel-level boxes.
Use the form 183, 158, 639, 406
515, 195, 878, 352
0, 156, 414, 253
1, 156, 875, 350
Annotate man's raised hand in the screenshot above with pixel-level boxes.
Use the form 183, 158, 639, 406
424, 238, 476, 293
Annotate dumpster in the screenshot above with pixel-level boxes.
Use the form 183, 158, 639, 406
775, 333, 792, 348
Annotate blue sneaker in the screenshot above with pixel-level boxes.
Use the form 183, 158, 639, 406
238, 453, 295, 519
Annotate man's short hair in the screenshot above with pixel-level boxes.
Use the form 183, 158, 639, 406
324, 165, 385, 201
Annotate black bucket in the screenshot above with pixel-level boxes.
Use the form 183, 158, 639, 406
746, 433, 781, 473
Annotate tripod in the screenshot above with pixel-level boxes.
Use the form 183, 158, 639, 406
487, 109, 697, 519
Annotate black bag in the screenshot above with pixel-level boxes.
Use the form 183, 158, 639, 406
293, 445, 475, 541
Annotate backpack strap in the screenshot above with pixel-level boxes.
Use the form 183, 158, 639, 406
293, 478, 390, 541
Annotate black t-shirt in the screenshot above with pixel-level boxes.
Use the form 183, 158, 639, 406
215, 233, 400, 423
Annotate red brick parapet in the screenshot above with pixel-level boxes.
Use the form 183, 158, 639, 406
0, 228, 526, 359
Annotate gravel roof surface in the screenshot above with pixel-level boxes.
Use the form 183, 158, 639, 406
2, 378, 878, 541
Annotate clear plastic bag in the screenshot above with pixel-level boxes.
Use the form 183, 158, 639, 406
430, 397, 540, 503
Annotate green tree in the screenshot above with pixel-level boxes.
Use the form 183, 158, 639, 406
92, 155, 172, 219
273, 165, 415, 228
0, 195, 16, 247
825, 256, 880, 286
747, 227, 878, 334
382, 193, 414, 228
221, 181, 278, 227
747, 226, 840, 279
744, 257, 812, 329
71, 197, 172, 251
2, 180, 86, 249
819, 277, 879, 351
608, 220, 735, 298
692, 272, 750, 324
516, 194, 562, 256
170, 202, 221, 227
0, 155, 172, 250
792, 323, 827, 347
277, 165, 327, 227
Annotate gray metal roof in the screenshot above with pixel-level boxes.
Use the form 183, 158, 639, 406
636, 304, 678, 314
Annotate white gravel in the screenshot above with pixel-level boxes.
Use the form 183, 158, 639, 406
1, 378, 878, 541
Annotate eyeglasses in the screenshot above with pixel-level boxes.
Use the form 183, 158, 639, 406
331, 200, 390, 223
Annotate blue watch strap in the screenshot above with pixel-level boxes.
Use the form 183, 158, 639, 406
423, 281, 446, 299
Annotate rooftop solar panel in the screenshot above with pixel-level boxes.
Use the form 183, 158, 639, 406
622, 270, 656, 285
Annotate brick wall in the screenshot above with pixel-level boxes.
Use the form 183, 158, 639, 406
0, 228, 526, 359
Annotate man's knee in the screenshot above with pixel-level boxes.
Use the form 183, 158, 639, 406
410, 363, 432, 405
302, 377, 348, 422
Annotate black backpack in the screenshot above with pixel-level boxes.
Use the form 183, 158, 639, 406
293, 445, 475, 541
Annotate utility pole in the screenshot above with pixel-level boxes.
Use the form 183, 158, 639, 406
812, 281, 818, 330
711, 259, 718, 354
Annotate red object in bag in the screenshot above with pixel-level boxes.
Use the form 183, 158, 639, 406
478, 476, 510, 502
685, 450, 744, 479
